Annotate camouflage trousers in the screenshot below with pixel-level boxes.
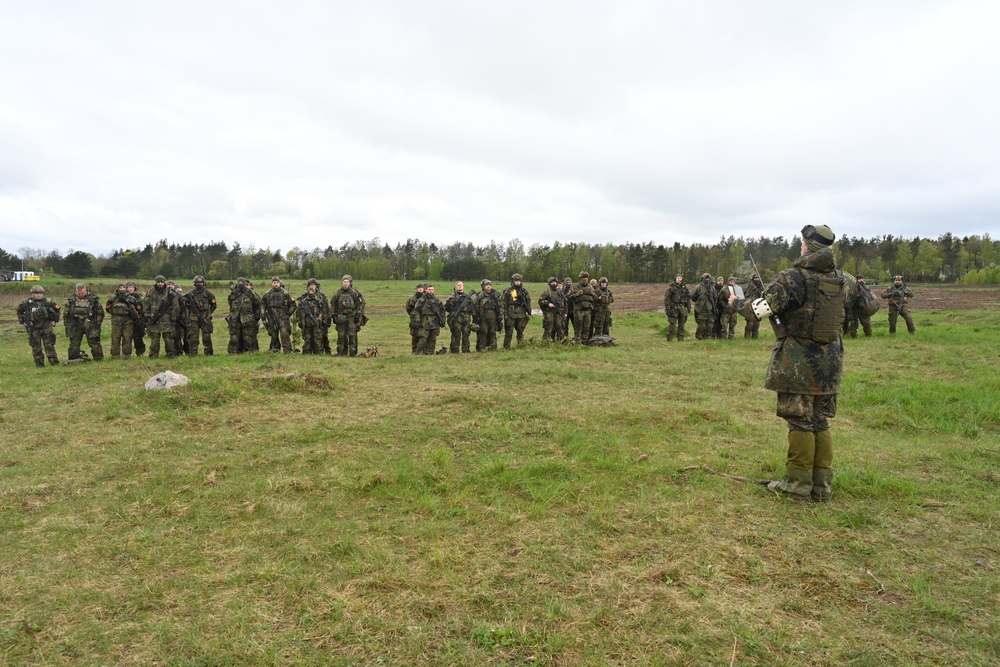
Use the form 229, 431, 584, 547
720, 312, 738, 339
66, 320, 103, 360
147, 324, 177, 358
476, 317, 499, 352
133, 323, 146, 356
416, 327, 440, 355
449, 321, 472, 353
300, 324, 325, 354
266, 320, 292, 353
186, 319, 214, 355
110, 320, 134, 359
27, 326, 58, 367
666, 310, 687, 341
694, 316, 714, 340
744, 317, 760, 339
571, 309, 591, 342
777, 392, 837, 432
410, 325, 421, 354
846, 313, 872, 337
336, 318, 359, 356
503, 317, 528, 349
593, 310, 611, 337
228, 322, 259, 354
888, 305, 915, 334
542, 310, 561, 341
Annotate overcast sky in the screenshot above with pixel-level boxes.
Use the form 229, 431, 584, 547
2, 0, 998, 258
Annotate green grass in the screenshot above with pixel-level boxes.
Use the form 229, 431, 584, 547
1, 290, 998, 665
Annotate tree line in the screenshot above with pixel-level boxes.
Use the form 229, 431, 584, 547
5, 232, 999, 284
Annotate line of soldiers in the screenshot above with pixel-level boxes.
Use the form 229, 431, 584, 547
664, 273, 765, 341
405, 272, 614, 354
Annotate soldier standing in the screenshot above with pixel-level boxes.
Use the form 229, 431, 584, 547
406, 283, 426, 354
743, 274, 764, 339
501, 273, 531, 348
538, 277, 565, 342
415, 284, 445, 354
173, 285, 189, 355
185, 275, 217, 355
17, 285, 61, 367
126, 281, 146, 356
262, 276, 296, 353
719, 276, 740, 340
881, 275, 915, 334
331, 275, 366, 356
64, 283, 104, 361
445, 280, 475, 353
227, 277, 261, 354
845, 275, 875, 337
473, 279, 501, 351
296, 282, 329, 354
691, 273, 717, 340
664, 274, 691, 341
143, 275, 180, 358
307, 279, 333, 354
105, 282, 141, 359
729, 224, 858, 502
567, 271, 596, 342
593, 277, 614, 336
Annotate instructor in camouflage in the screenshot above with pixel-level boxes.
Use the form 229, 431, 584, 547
730, 224, 859, 502
64, 283, 104, 361
881, 275, 915, 335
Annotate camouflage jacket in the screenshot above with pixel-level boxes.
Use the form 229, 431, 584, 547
881, 284, 913, 308
17, 297, 61, 328
296, 292, 329, 328
331, 287, 365, 321
664, 282, 691, 315
228, 285, 261, 325
64, 293, 105, 329
736, 247, 858, 395
691, 279, 717, 318
185, 286, 217, 326
415, 293, 445, 329
744, 279, 764, 302
474, 289, 502, 325
567, 281, 596, 311
445, 290, 475, 328
143, 286, 180, 329
594, 286, 614, 312
538, 287, 566, 316
500, 284, 531, 320
405, 291, 424, 328
106, 292, 142, 324
262, 287, 296, 325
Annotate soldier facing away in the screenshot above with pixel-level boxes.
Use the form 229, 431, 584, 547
64, 283, 104, 361
881, 275, 916, 334
17, 285, 61, 367
845, 274, 876, 338
729, 224, 860, 502
664, 274, 691, 341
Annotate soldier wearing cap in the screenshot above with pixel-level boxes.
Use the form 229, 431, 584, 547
105, 282, 142, 359
538, 277, 566, 342
501, 273, 531, 348
729, 224, 859, 502
296, 280, 330, 354
593, 277, 614, 337
473, 279, 501, 351
664, 274, 691, 341
331, 275, 366, 356
17, 285, 61, 367
406, 283, 426, 354
126, 281, 146, 356
184, 275, 217, 355
567, 270, 596, 342
691, 273, 717, 339
143, 275, 181, 358
64, 283, 104, 361
445, 280, 475, 353
881, 275, 915, 334
227, 277, 261, 354
262, 276, 296, 353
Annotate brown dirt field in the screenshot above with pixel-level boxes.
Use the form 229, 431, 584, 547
610, 283, 1000, 313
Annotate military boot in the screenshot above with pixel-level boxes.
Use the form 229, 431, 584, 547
765, 431, 815, 500
811, 430, 834, 502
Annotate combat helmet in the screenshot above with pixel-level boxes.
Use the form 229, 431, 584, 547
342, 274, 353, 283
511, 273, 523, 282
599, 277, 608, 284
30, 285, 44, 294
193, 275, 206, 285
547, 276, 558, 284
579, 270, 589, 278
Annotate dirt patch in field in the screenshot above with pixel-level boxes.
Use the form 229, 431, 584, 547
610, 283, 1000, 313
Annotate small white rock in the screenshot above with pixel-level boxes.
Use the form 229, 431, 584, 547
145, 370, 190, 391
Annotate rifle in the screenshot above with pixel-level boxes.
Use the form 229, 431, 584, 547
24, 299, 38, 347
447, 291, 473, 328
264, 300, 282, 333
148, 291, 175, 327
188, 293, 208, 331
428, 297, 446, 328
299, 297, 320, 328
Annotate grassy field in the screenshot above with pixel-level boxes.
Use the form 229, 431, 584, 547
1, 279, 998, 665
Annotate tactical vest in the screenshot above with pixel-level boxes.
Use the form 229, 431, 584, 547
264, 290, 286, 308
782, 268, 845, 344
110, 296, 132, 317
575, 284, 594, 310
337, 290, 356, 313
69, 297, 92, 319
24, 299, 55, 326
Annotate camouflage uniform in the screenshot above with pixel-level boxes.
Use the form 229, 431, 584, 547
126, 282, 146, 356
17, 287, 61, 367
415, 288, 446, 355
881, 278, 915, 334
663, 276, 691, 341
64, 284, 105, 361
105, 284, 142, 359
567, 272, 596, 342
501, 274, 531, 349
538, 278, 566, 342
734, 226, 859, 502
331, 275, 366, 356
743, 276, 764, 339
712, 277, 727, 338
845, 275, 875, 337
691, 274, 717, 340
227, 278, 261, 354
562, 276, 574, 339
473, 280, 501, 351
172, 285, 189, 355
296, 287, 330, 354
406, 284, 426, 354
184, 277, 217, 355
143, 277, 181, 358
445, 284, 475, 353
593, 278, 614, 336
719, 277, 739, 340
262, 278, 297, 353
309, 280, 333, 354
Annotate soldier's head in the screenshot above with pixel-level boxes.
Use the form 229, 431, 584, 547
894, 275, 903, 285
271, 277, 281, 289
857, 274, 865, 284
426, 284, 435, 295
455, 281, 464, 293
126, 281, 137, 293
728, 276, 736, 285
511, 273, 523, 285
675, 274, 683, 284
307, 278, 319, 289
482, 280, 493, 292
579, 270, 589, 284
155, 275, 166, 288
416, 283, 425, 294
589, 278, 598, 287
175, 286, 184, 294
30, 285, 44, 299
194, 275, 206, 289
75, 283, 88, 298
564, 276, 573, 287
716, 276, 724, 285
116, 282, 126, 295
801, 224, 835, 253
752, 274, 762, 283
548, 276, 558, 289
307, 284, 317, 295
701, 272, 712, 283
556, 279, 563, 290
166, 280, 176, 290
342, 275, 353, 289
599, 277, 608, 286
246, 281, 255, 290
